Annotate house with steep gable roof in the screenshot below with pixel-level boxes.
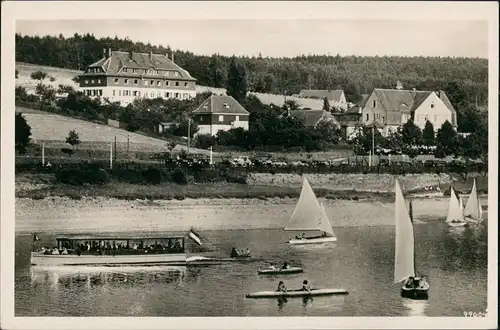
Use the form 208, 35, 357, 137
361, 83, 457, 136
78, 48, 197, 106
192, 95, 250, 136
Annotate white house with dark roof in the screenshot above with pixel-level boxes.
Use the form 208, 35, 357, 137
78, 48, 197, 105
298, 89, 347, 109
192, 95, 250, 136
360, 84, 458, 136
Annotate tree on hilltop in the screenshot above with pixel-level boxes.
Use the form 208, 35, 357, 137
66, 130, 81, 150
30, 70, 48, 82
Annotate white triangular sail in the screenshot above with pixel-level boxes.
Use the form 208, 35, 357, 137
284, 176, 333, 236
318, 202, 336, 237
446, 187, 464, 223
394, 179, 415, 284
463, 179, 483, 222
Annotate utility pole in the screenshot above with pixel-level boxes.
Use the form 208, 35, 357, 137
209, 146, 213, 165
41, 143, 45, 166
372, 126, 375, 167
114, 136, 117, 164
110, 143, 113, 169
187, 114, 191, 154
127, 134, 130, 156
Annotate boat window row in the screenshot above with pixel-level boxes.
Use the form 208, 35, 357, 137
45, 238, 185, 255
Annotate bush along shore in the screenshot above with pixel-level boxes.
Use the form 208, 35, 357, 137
15, 166, 487, 202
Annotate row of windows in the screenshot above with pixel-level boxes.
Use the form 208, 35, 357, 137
122, 68, 180, 77
116, 78, 188, 88
371, 99, 437, 109
83, 78, 190, 88
198, 115, 241, 123
112, 90, 191, 100
84, 89, 103, 97
87, 67, 104, 73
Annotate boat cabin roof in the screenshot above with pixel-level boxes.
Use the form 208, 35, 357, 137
55, 233, 186, 241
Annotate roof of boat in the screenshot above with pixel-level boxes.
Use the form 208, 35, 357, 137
55, 233, 186, 240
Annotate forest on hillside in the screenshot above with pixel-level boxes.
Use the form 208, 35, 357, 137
16, 33, 488, 105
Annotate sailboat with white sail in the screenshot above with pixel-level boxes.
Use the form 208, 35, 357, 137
284, 176, 337, 245
463, 178, 483, 224
394, 179, 429, 300
446, 187, 468, 228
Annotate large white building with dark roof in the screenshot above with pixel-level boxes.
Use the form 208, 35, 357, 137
78, 48, 197, 105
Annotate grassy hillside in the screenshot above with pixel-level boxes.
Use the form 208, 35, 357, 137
15, 107, 211, 155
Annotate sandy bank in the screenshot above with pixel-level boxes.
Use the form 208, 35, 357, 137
15, 195, 489, 234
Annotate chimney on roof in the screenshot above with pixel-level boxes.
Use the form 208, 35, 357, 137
103, 48, 106, 58
396, 81, 403, 90
437, 91, 441, 98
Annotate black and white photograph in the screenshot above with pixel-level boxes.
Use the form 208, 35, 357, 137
1, 1, 498, 329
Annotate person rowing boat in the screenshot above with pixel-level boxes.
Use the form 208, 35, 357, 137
277, 281, 287, 293
301, 280, 311, 292
281, 262, 291, 270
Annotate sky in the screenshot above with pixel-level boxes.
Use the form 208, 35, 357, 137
16, 19, 488, 58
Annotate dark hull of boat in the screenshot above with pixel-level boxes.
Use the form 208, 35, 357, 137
400, 286, 429, 300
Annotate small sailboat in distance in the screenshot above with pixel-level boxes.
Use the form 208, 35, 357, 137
284, 176, 337, 245
446, 187, 468, 228
394, 179, 429, 300
463, 178, 483, 224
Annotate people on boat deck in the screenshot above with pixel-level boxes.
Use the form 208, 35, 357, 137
246, 248, 250, 255
51, 248, 60, 255
230, 248, 239, 258
61, 248, 68, 255
277, 281, 287, 292
282, 262, 290, 269
301, 280, 311, 292
39, 247, 46, 253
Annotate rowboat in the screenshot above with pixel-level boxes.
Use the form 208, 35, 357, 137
257, 267, 303, 275
245, 288, 348, 299
284, 176, 337, 245
394, 179, 429, 300
446, 187, 468, 228
463, 178, 483, 224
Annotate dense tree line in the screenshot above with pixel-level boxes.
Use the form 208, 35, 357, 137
16, 33, 487, 104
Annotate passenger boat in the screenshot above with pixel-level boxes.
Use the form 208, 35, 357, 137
257, 266, 303, 275
284, 176, 337, 245
446, 187, 468, 227
463, 178, 483, 224
245, 288, 348, 299
394, 179, 429, 300
30, 233, 188, 266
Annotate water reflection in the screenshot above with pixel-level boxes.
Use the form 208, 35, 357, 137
402, 298, 429, 316
270, 295, 345, 314
30, 265, 187, 289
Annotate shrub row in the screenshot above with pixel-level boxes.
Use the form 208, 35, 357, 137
51, 167, 247, 186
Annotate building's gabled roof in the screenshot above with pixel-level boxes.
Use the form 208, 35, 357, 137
372, 89, 432, 114
290, 110, 340, 128
83, 50, 196, 81
193, 95, 250, 115
299, 89, 345, 103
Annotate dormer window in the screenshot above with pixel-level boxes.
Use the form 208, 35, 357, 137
123, 68, 128, 73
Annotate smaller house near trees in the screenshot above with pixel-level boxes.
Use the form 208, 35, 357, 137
192, 95, 250, 136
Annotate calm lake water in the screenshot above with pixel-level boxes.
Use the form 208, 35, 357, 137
15, 206, 488, 317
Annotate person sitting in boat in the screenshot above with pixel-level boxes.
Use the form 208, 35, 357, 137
281, 262, 290, 270
268, 263, 277, 270
322, 232, 327, 237
245, 248, 251, 256
39, 247, 46, 253
61, 248, 68, 255
301, 280, 311, 292
277, 281, 287, 293
405, 277, 415, 288
301, 233, 306, 240
51, 248, 60, 255
230, 248, 240, 258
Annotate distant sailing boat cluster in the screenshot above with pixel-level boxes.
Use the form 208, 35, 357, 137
446, 179, 483, 228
